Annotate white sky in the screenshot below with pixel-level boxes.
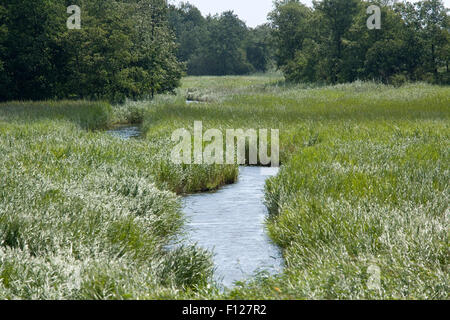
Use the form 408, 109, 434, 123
170, 0, 450, 28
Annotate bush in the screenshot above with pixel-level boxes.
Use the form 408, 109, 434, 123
389, 73, 409, 87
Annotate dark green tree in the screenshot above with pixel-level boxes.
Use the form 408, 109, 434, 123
0, 4, 9, 100
269, 0, 312, 68
246, 24, 274, 72
169, 2, 275, 76
314, 0, 360, 83
168, 2, 206, 63
188, 11, 252, 75
417, 0, 448, 82
1, 0, 67, 100
132, 0, 184, 98
356, 2, 416, 83
0, 0, 183, 102
269, 0, 449, 84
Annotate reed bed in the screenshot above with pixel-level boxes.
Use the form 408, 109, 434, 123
0, 76, 448, 299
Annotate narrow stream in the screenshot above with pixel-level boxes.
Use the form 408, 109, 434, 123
182, 166, 283, 287
108, 126, 284, 287
107, 125, 141, 139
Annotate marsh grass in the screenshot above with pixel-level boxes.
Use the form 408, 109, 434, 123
0, 101, 113, 130
0, 74, 448, 299
145, 77, 449, 299
0, 102, 227, 299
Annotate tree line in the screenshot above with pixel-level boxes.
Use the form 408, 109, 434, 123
0, 0, 183, 102
168, 2, 275, 75
170, 0, 448, 84
0, 1, 448, 103
270, 0, 449, 84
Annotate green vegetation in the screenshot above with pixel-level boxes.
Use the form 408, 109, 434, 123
168, 3, 275, 75
0, 100, 236, 299
270, 0, 449, 84
1, 74, 448, 299
2, 0, 447, 102
169, 0, 449, 84
145, 75, 450, 299
0, 0, 183, 102
1, 0, 447, 301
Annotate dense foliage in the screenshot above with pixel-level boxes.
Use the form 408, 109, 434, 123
270, 0, 449, 84
168, 0, 448, 82
1, 0, 447, 99
0, 0, 183, 102
168, 3, 275, 75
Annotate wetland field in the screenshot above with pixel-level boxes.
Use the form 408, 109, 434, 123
0, 74, 448, 299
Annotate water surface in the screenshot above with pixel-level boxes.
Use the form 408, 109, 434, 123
182, 166, 283, 287
107, 126, 283, 287
107, 125, 141, 139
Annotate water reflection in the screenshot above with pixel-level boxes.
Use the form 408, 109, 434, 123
182, 166, 283, 287
106, 126, 283, 287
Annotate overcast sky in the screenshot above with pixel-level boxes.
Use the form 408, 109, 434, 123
170, 0, 450, 28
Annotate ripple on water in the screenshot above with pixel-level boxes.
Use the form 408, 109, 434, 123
106, 127, 283, 287
182, 166, 283, 287
107, 125, 141, 140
